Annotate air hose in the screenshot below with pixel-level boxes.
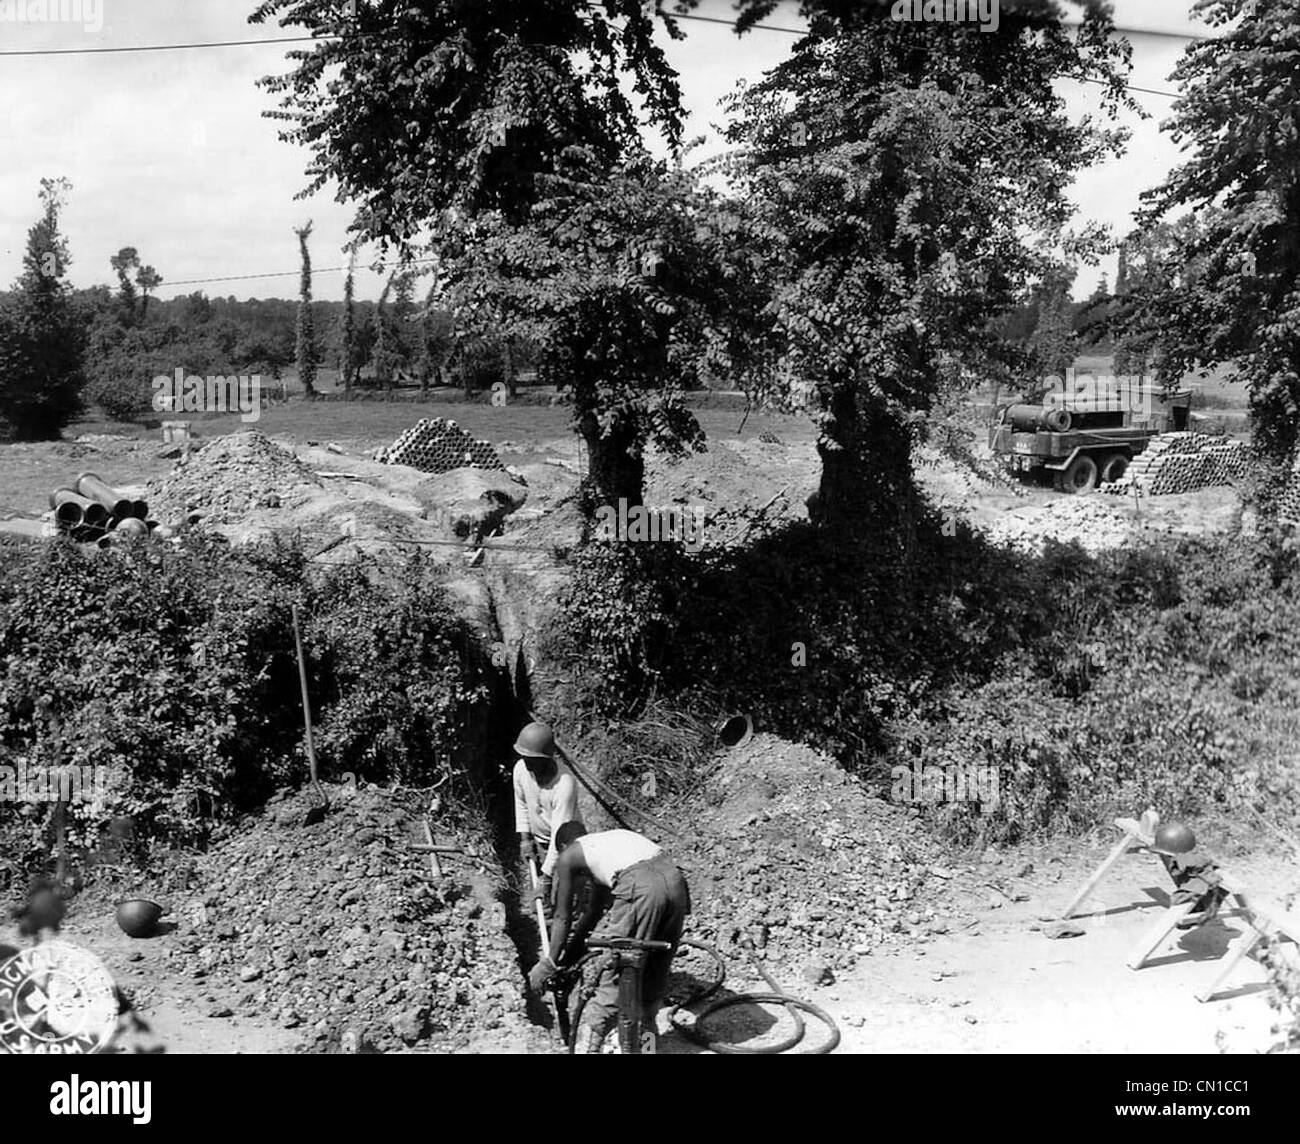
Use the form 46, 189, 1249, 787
555, 937, 841, 1055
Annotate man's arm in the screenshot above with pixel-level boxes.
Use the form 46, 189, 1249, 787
539, 775, 581, 877
546, 844, 584, 965
513, 765, 535, 862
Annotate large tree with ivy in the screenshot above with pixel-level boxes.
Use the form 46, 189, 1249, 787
441, 150, 773, 507
724, 0, 1131, 535
1113, 0, 1300, 463
0, 178, 86, 440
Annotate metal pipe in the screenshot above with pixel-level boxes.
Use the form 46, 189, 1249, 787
130, 500, 149, 520
51, 488, 109, 527
75, 472, 133, 520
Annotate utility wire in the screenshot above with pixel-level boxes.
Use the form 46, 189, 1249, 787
0, 18, 1218, 58
165, 257, 436, 289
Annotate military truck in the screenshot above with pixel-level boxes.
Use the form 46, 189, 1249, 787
988, 380, 1193, 493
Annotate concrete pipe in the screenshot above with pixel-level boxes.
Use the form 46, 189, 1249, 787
75, 472, 133, 520
715, 714, 754, 750
130, 500, 150, 520
52, 499, 83, 530
52, 488, 110, 528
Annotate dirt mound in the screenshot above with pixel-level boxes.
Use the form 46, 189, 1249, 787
147, 430, 322, 525
165, 785, 537, 1053
675, 734, 968, 979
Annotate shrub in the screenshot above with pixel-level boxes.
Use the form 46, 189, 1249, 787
0, 538, 490, 866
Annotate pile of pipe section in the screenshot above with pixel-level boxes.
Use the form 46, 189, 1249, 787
1104, 433, 1251, 497
1277, 455, 1300, 525
51, 473, 165, 549
375, 418, 505, 474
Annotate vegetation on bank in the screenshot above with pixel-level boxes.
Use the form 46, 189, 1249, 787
0, 539, 490, 863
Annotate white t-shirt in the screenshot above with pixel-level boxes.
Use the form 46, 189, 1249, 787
512, 759, 579, 876
578, 829, 661, 888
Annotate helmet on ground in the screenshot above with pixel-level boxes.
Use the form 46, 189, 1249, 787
1152, 821, 1196, 855
513, 721, 555, 759
115, 898, 163, 938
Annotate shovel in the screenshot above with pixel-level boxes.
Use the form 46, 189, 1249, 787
530, 857, 570, 1045
291, 603, 330, 826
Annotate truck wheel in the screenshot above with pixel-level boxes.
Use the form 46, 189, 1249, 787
1059, 454, 1098, 494
1099, 453, 1129, 485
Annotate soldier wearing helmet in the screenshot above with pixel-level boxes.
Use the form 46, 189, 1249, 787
512, 721, 581, 913
1149, 820, 1227, 926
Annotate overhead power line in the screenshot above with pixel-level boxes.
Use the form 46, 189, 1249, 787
165, 257, 437, 289
0, 17, 1216, 58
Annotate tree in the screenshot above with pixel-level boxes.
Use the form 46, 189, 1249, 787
0, 178, 86, 440
136, 265, 163, 320
294, 221, 319, 396
339, 248, 358, 395
1029, 265, 1078, 380
372, 274, 394, 390
442, 151, 774, 508
1110, 218, 1201, 376
723, 1, 1131, 536
109, 247, 140, 323
1114, 0, 1300, 461
250, 0, 690, 245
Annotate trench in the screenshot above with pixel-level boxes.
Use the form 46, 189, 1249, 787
472, 582, 562, 1035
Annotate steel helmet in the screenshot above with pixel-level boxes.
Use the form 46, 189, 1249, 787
513, 721, 555, 759
115, 898, 163, 939
1152, 821, 1196, 855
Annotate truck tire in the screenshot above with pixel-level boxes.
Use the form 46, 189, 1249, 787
1058, 454, 1098, 494
1099, 452, 1129, 485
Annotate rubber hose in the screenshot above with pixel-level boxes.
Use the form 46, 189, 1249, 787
557, 938, 841, 1055
668, 939, 841, 1055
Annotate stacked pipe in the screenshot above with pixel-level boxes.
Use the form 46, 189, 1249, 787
1275, 455, 1300, 524
1104, 433, 1251, 497
375, 418, 506, 475
49, 472, 161, 547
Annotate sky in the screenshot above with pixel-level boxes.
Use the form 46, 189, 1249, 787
0, 0, 1221, 303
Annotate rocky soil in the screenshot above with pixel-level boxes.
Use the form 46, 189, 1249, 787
672, 734, 1036, 987
103, 784, 542, 1054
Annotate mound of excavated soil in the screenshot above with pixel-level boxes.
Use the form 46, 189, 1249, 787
147, 430, 321, 526
675, 734, 978, 981
164, 785, 538, 1053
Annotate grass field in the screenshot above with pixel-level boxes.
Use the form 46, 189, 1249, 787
0, 397, 817, 520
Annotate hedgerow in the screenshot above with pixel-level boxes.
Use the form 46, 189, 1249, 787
0, 537, 489, 866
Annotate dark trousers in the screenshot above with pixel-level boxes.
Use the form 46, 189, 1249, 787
583, 855, 690, 1038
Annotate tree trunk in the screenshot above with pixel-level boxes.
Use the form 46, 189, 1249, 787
577, 409, 645, 517
810, 384, 915, 542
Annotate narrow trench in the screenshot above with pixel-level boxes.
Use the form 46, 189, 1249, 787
475, 611, 560, 1035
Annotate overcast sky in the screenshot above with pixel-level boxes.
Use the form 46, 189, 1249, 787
0, 0, 1218, 303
